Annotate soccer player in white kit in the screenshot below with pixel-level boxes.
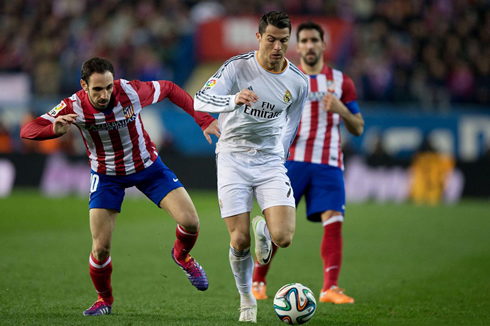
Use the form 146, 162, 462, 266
252, 20, 365, 304
194, 11, 308, 323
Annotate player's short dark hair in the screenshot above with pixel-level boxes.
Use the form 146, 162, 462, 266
81, 57, 115, 85
296, 20, 324, 42
258, 11, 291, 35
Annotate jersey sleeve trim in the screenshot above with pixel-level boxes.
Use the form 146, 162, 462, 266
345, 100, 360, 114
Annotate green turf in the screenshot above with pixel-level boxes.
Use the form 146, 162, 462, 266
1, 190, 489, 325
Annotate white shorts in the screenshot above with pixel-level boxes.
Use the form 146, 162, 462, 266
216, 150, 295, 218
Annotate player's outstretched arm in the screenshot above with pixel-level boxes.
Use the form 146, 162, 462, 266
203, 120, 220, 144
20, 113, 77, 140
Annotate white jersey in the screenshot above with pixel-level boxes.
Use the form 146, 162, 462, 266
194, 51, 308, 160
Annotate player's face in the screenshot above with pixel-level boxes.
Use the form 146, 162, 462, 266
256, 25, 290, 71
297, 29, 325, 67
81, 71, 114, 111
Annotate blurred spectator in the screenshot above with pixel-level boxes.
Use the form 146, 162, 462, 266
0, 121, 13, 153
189, 0, 225, 25
366, 137, 391, 166
409, 138, 455, 205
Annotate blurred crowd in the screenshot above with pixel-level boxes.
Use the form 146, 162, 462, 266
0, 0, 489, 155
346, 0, 490, 109
1, 0, 488, 103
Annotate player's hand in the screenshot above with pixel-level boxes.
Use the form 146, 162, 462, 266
235, 89, 258, 107
322, 93, 344, 115
203, 119, 220, 144
53, 113, 78, 136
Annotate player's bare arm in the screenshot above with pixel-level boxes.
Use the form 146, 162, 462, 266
203, 119, 220, 144
53, 113, 78, 136
235, 89, 259, 106
323, 94, 364, 136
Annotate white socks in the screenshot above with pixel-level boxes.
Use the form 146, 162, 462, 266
229, 246, 257, 307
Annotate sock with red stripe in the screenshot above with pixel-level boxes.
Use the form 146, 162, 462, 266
89, 253, 113, 305
252, 244, 278, 284
321, 219, 343, 291
173, 224, 198, 262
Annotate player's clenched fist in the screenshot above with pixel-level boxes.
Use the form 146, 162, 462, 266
235, 89, 259, 107
53, 113, 78, 135
322, 93, 344, 115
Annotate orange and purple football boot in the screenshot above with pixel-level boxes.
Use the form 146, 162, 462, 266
171, 247, 209, 291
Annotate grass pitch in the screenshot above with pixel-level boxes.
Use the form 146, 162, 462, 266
1, 190, 489, 325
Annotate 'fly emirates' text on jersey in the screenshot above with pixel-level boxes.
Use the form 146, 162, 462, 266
21, 79, 214, 176
194, 51, 308, 161
288, 65, 358, 170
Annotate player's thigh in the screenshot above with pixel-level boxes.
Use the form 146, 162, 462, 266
89, 171, 126, 212
255, 160, 295, 212
216, 152, 254, 218
306, 165, 346, 221
159, 187, 199, 230
263, 205, 295, 248
136, 159, 184, 208
224, 212, 252, 250
285, 160, 311, 206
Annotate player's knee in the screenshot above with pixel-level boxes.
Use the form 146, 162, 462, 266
179, 221, 200, 233
92, 246, 111, 260
177, 212, 200, 232
273, 233, 293, 248
230, 233, 251, 250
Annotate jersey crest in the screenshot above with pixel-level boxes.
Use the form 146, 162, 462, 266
283, 90, 292, 103
122, 104, 135, 119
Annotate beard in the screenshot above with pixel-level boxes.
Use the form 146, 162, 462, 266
90, 97, 112, 111
302, 52, 320, 67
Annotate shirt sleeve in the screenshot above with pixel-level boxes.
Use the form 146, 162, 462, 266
130, 80, 215, 131
20, 99, 72, 140
194, 63, 239, 113
20, 117, 58, 140
280, 83, 308, 161
340, 74, 358, 103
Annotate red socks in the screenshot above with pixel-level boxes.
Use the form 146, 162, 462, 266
252, 244, 278, 284
173, 225, 198, 262
321, 221, 343, 290
89, 253, 113, 305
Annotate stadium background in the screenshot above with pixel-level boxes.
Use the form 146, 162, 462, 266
1, 1, 490, 325
1, 0, 489, 201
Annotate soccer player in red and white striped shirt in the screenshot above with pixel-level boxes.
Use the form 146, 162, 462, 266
21, 57, 219, 316
252, 21, 364, 304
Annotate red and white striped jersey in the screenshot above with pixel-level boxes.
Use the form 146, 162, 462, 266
288, 65, 358, 170
22, 79, 214, 176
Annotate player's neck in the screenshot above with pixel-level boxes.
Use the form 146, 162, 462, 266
300, 60, 324, 75
257, 52, 287, 73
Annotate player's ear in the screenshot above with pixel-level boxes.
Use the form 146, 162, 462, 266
80, 79, 88, 92
256, 32, 261, 43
